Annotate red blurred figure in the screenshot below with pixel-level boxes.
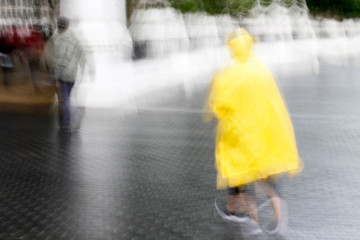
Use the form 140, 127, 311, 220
0, 25, 47, 88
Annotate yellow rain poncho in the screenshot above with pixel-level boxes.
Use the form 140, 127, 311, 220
206, 29, 302, 189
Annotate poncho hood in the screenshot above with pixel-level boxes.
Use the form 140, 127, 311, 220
227, 28, 254, 63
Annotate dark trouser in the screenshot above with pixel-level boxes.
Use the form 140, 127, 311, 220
228, 179, 279, 197
1, 67, 11, 86
228, 183, 256, 196
58, 81, 74, 128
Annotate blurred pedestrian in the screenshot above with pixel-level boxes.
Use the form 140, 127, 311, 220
204, 28, 302, 236
46, 16, 95, 132
0, 52, 13, 87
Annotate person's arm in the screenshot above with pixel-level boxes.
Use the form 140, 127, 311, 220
202, 82, 215, 123
85, 51, 96, 82
77, 38, 95, 82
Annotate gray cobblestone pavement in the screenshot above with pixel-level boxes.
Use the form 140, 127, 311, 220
1, 67, 360, 239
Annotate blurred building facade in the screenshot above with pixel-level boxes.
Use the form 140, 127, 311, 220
0, 0, 58, 39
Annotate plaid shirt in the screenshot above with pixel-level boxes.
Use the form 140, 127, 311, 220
47, 29, 94, 83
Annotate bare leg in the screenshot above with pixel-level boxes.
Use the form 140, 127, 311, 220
226, 194, 238, 213
246, 195, 259, 223
227, 185, 259, 222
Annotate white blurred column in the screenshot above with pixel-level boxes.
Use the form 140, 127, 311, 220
60, 0, 126, 23
59, 0, 135, 108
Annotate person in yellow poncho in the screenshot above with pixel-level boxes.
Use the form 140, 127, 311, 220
205, 28, 302, 235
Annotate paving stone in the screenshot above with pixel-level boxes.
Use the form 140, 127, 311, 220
1, 67, 360, 239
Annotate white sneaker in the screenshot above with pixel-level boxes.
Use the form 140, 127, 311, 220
240, 217, 264, 236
